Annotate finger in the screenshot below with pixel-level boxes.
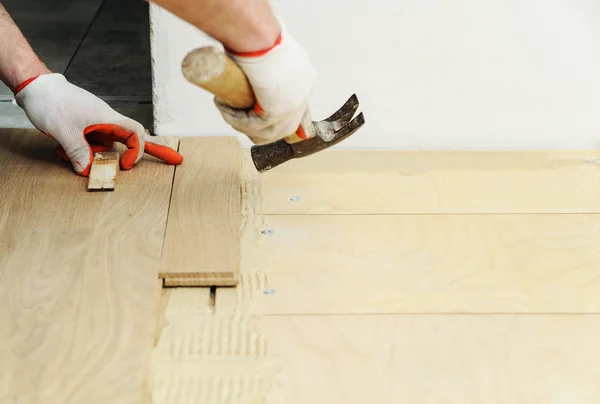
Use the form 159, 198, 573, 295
214, 97, 264, 132
109, 114, 147, 165
84, 124, 141, 170
57, 141, 114, 163
144, 141, 184, 165
214, 97, 302, 145
56, 130, 94, 176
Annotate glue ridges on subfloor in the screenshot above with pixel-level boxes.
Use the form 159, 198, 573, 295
149, 150, 278, 404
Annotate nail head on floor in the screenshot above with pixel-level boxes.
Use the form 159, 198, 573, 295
289, 196, 300, 202
263, 289, 277, 295
261, 228, 274, 235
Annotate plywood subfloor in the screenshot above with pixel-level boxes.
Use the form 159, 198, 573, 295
151, 148, 600, 404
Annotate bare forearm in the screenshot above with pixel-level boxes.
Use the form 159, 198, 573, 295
0, 3, 50, 92
148, 0, 281, 53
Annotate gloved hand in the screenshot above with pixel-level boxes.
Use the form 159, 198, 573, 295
14, 73, 183, 176
214, 18, 317, 145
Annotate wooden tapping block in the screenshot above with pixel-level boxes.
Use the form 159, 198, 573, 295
159, 136, 241, 287
87, 151, 119, 191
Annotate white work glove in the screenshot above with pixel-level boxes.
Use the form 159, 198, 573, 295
14, 73, 183, 176
214, 18, 317, 145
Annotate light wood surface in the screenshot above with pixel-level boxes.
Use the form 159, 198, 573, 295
181, 46, 255, 109
259, 150, 600, 214
151, 146, 600, 403
253, 214, 600, 314
262, 315, 600, 404
0, 129, 174, 403
159, 136, 242, 286
88, 151, 119, 191
5, 129, 600, 403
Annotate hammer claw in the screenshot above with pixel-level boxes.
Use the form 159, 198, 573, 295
251, 111, 366, 172
309, 94, 361, 142
323, 94, 360, 124
251, 94, 365, 172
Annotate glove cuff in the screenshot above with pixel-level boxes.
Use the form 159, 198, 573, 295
226, 16, 289, 59
228, 34, 282, 58
14, 76, 41, 96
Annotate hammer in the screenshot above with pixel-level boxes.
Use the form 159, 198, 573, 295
181, 46, 365, 172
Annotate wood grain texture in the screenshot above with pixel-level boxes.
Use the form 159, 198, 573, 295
0, 129, 175, 403
88, 151, 119, 191
160, 137, 241, 287
259, 150, 600, 214
182, 47, 255, 109
150, 145, 600, 403
262, 315, 600, 404
149, 152, 273, 403
254, 214, 600, 314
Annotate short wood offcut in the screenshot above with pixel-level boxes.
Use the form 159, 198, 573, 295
87, 150, 119, 191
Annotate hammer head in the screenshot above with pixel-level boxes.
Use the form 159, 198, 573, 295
251, 94, 365, 172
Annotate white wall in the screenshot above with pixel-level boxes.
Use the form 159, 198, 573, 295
150, 0, 600, 150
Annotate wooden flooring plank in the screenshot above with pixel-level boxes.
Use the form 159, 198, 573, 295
252, 214, 600, 314
261, 315, 600, 404
0, 129, 175, 403
160, 137, 241, 287
259, 150, 600, 214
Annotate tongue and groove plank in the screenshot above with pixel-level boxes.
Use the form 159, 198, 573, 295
0, 129, 176, 403
159, 137, 241, 287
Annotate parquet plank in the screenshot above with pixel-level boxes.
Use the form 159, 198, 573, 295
0, 129, 175, 403
160, 137, 241, 287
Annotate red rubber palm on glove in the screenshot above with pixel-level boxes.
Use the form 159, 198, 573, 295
14, 73, 183, 176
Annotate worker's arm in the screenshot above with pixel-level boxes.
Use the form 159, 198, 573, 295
149, 0, 280, 54
149, 0, 317, 145
0, 2, 183, 176
0, 3, 50, 91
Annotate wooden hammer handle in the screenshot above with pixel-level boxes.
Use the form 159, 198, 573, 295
181, 46, 307, 143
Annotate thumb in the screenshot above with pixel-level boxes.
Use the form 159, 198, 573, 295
60, 132, 94, 176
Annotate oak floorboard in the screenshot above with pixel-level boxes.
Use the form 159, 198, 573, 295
160, 137, 241, 287
0, 129, 175, 403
